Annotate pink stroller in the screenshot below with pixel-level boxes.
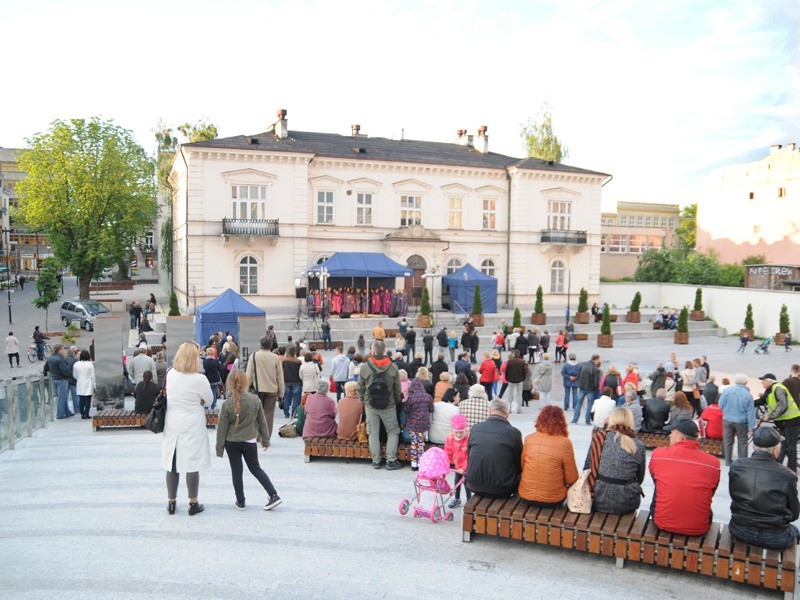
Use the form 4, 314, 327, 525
398, 447, 464, 523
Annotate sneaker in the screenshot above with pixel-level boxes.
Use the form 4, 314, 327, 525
385, 460, 404, 471
372, 461, 383, 469
188, 502, 204, 516
448, 498, 461, 509
235, 500, 246, 511
264, 494, 282, 511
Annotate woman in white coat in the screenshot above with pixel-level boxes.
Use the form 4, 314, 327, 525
72, 350, 96, 419
532, 352, 554, 406
162, 341, 213, 516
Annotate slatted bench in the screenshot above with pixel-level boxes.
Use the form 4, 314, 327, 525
93, 409, 219, 431
637, 431, 724, 457
462, 496, 797, 598
303, 436, 441, 463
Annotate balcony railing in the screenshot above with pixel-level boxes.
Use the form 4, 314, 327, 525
540, 229, 587, 245
222, 218, 280, 237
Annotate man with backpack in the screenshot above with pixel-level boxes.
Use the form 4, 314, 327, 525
357, 340, 404, 470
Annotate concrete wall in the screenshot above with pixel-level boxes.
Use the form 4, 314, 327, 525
599, 282, 800, 339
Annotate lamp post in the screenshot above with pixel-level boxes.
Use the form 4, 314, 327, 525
1, 228, 13, 324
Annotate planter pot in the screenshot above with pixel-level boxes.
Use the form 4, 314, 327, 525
741, 328, 755, 341
775, 333, 787, 345
531, 313, 546, 325
573, 333, 589, 341
574, 312, 590, 325
691, 310, 705, 321
417, 315, 432, 328
471, 314, 484, 327
609, 315, 618, 322
625, 311, 641, 323
597, 334, 614, 348
674, 332, 689, 345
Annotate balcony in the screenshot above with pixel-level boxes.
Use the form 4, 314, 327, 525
540, 229, 587, 245
222, 218, 280, 237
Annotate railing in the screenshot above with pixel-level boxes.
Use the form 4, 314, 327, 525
540, 229, 587, 244
222, 218, 280, 237
0, 375, 55, 453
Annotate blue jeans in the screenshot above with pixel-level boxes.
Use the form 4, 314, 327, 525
322, 332, 332, 351
729, 521, 799, 550
571, 388, 595, 424
563, 386, 578, 410
209, 384, 218, 409
284, 383, 302, 418
69, 384, 79, 414
53, 379, 70, 418
36, 342, 45, 361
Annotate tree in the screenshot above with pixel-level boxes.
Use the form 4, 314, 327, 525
675, 203, 697, 249
744, 303, 754, 331
741, 254, 767, 266
420, 286, 431, 316
33, 259, 61, 332
521, 104, 568, 163
472, 284, 483, 315
534, 285, 544, 314
779, 304, 790, 334
168, 291, 180, 316
513, 307, 522, 329
577, 288, 589, 313
177, 119, 218, 143
17, 118, 157, 298
677, 307, 689, 333
694, 288, 703, 311
630, 291, 641, 312
600, 304, 611, 336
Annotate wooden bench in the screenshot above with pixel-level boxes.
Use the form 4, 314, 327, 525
93, 409, 219, 431
637, 431, 724, 458
463, 497, 797, 597
303, 436, 441, 463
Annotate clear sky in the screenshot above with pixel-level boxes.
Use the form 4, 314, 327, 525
3, 0, 799, 209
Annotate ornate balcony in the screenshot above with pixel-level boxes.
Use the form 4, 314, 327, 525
222, 218, 280, 237
540, 229, 587, 245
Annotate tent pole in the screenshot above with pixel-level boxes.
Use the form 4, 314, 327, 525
366, 276, 370, 316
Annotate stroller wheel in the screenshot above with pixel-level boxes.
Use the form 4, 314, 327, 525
446, 512, 455, 522
398, 499, 410, 516
430, 505, 442, 523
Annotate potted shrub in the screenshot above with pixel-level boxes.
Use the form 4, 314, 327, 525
776, 304, 790, 346
691, 288, 705, 321
512, 307, 522, 330
418, 286, 432, 327
741, 303, 754, 341
626, 291, 642, 323
674, 306, 689, 344
597, 304, 613, 348
531, 285, 546, 325
471, 284, 484, 327
575, 288, 590, 324
168, 291, 181, 316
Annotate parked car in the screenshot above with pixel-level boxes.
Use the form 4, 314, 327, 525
60, 299, 110, 331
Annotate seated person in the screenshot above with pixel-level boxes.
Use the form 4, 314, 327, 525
336, 381, 364, 441
729, 427, 800, 549
138, 318, 153, 334
649, 420, 721, 536
465, 398, 523, 498
664, 391, 695, 431
700, 396, 723, 440
134, 370, 160, 413
642, 389, 670, 432
517, 405, 578, 507
415, 366, 434, 396
585, 407, 646, 514
434, 371, 452, 403
301, 379, 337, 439
591, 387, 617, 429
428, 397, 460, 444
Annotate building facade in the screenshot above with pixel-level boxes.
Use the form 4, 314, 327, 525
698, 143, 800, 264
168, 112, 609, 314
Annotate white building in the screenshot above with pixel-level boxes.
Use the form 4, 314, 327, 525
168, 110, 609, 314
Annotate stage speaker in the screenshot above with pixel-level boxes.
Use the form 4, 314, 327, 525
340, 312, 351, 319
389, 312, 399, 319
295, 287, 307, 299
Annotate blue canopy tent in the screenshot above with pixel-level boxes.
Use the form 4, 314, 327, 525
442, 263, 498, 314
195, 288, 266, 344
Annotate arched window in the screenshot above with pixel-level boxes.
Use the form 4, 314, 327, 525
445, 258, 462, 275
550, 260, 565, 293
315, 255, 330, 265
481, 259, 495, 278
239, 256, 258, 295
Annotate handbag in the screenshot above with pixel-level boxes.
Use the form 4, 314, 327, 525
278, 420, 299, 438
567, 469, 593, 514
356, 413, 368, 443
295, 405, 306, 436
692, 388, 701, 400
146, 370, 168, 434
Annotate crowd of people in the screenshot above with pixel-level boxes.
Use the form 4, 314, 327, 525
306, 287, 409, 318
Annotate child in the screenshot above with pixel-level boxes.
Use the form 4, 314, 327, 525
786, 333, 793, 352
402, 378, 433, 471
445, 414, 471, 508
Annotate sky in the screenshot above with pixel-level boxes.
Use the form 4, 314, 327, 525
3, 0, 799, 210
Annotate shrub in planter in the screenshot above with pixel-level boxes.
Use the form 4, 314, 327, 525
598, 304, 613, 348
471, 284, 484, 327
418, 286, 432, 327
776, 304, 791, 345
691, 288, 705, 321
575, 287, 590, 324
512, 307, 522, 329
674, 306, 689, 344
168, 291, 180, 316
531, 285, 546, 325
626, 291, 642, 323
741, 303, 754, 340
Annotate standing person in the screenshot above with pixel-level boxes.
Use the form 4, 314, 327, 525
465, 398, 523, 498
561, 353, 581, 411
493, 331, 505, 357
737, 333, 749, 353
461, 327, 472, 360
785, 333, 793, 352
445, 414, 471, 508
281, 347, 303, 418
245, 336, 285, 439
758, 372, 800, 472
47, 345, 73, 419
422, 329, 435, 366
554, 330, 565, 363
371, 321, 386, 341
73, 349, 96, 419
298, 352, 320, 402
478, 352, 497, 400
320, 317, 332, 351
202, 347, 224, 410
155, 352, 168, 389
469, 330, 480, 365
648, 362, 667, 395
32, 326, 48, 361
436, 327, 449, 364
129, 349, 157, 385
216, 370, 281, 511
504, 351, 527, 409
600, 365, 623, 406
448, 330, 458, 363
5, 331, 20, 368
330, 346, 350, 401
721, 374, 756, 465
403, 378, 434, 470
162, 341, 213, 516
404, 326, 417, 363
572, 354, 601, 426
397, 317, 409, 337
532, 353, 553, 407
18, 275, 25, 290
430, 353, 448, 387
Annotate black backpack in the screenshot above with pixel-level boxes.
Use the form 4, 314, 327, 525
366, 362, 391, 409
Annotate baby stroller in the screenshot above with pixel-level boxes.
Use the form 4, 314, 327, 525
755, 337, 772, 354
398, 447, 463, 523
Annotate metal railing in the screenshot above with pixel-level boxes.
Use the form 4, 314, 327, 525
540, 229, 587, 244
222, 218, 280, 237
0, 375, 55, 453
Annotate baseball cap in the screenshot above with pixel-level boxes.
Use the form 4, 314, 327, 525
673, 419, 699, 438
759, 373, 778, 381
752, 427, 784, 448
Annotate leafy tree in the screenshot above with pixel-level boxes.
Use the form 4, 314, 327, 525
577, 287, 589, 313
600, 304, 611, 336
521, 104, 568, 163
177, 119, 218, 143
472, 284, 483, 315
693, 288, 703, 311
741, 254, 767, 266
420, 286, 431, 316
635, 248, 682, 283
678, 307, 689, 333
33, 259, 61, 332
675, 203, 696, 249
635, 246, 744, 288
630, 291, 641, 312
744, 303, 754, 331
779, 304, 790, 334
513, 307, 522, 329
17, 118, 157, 298
168, 291, 180, 316
534, 285, 544, 314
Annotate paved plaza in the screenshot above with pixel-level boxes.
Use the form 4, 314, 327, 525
1, 316, 798, 599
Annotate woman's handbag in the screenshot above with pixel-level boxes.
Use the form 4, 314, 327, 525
356, 415, 368, 443
278, 420, 298, 438
567, 469, 593, 514
145, 371, 168, 434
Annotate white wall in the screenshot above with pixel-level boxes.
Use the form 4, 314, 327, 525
600, 282, 800, 338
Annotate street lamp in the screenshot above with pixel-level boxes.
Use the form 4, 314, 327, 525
1, 228, 13, 324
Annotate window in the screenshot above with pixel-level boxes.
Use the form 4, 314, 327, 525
600, 234, 607, 253
446, 258, 462, 275
778, 187, 786, 198
481, 259, 496, 277
144, 231, 153, 248
749, 192, 755, 200
239, 256, 258, 295
316, 255, 330, 265
645, 217, 651, 227
448, 197, 463, 228
400, 195, 422, 226
669, 218, 675, 229
356, 193, 372, 225
607, 219, 614, 226
628, 234, 648, 254
601, 218, 606, 226
661, 217, 667, 227
636, 216, 643, 227
547, 200, 571, 230
316, 191, 334, 224
482, 198, 497, 230
231, 185, 267, 220
607, 234, 626, 253
550, 260, 565, 293
620, 215, 627, 226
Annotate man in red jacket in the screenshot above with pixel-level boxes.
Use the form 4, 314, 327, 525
649, 419, 721, 535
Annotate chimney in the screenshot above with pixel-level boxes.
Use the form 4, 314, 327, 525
274, 109, 288, 139
351, 124, 361, 137
770, 143, 782, 155
455, 129, 471, 147
475, 125, 488, 154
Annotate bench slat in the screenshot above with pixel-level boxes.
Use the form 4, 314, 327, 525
670, 534, 688, 571
641, 520, 659, 564
574, 513, 593, 552
626, 510, 650, 562
486, 498, 508, 537
780, 545, 796, 593
549, 507, 567, 547
747, 544, 765, 587
716, 525, 733, 581
536, 508, 553, 545
614, 512, 636, 560
700, 522, 721, 577
655, 529, 673, 568
499, 497, 522, 538
474, 497, 495, 535
522, 505, 541, 543
600, 514, 619, 557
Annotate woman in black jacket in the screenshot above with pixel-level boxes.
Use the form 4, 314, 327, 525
202, 346, 225, 410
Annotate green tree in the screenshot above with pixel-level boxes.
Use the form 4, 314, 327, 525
600, 304, 611, 336
630, 291, 641, 312
678, 307, 689, 333
513, 307, 522, 329
33, 259, 61, 332
420, 286, 431, 316
577, 287, 589, 313
168, 291, 180, 316
177, 119, 218, 143
17, 118, 157, 298
744, 303, 754, 331
472, 284, 483, 315
779, 304, 790, 334
741, 254, 767, 266
675, 203, 697, 249
521, 104, 568, 163
694, 288, 703, 311
534, 285, 544, 314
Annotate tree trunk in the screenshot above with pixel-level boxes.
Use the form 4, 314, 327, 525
45, 307, 49, 334
79, 277, 91, 299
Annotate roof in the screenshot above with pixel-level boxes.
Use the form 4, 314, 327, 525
311, 252, 412, 278
195, 288, 266, 318
442, 263, 498, 285
185, 130, 608, 176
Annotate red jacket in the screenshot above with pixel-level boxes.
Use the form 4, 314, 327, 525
479, 359, 497, 383
444, 432, 469, 472
649, 439, 720, 535
700, 404, 723, 440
